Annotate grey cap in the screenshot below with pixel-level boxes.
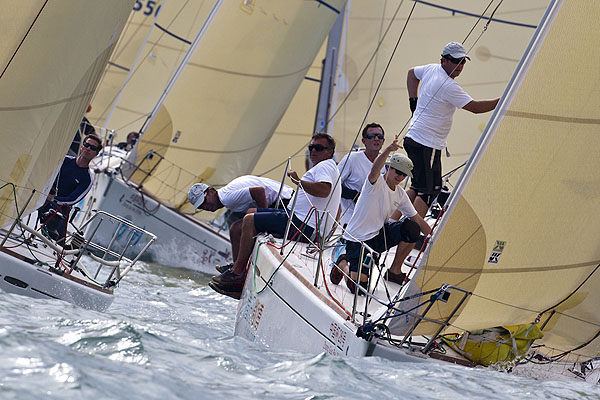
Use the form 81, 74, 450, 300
442, 41, 470, 60
188, 183, 209, 209
386, 153, 413, 178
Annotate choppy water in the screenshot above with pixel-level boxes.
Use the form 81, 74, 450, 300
1, 262, 600, 400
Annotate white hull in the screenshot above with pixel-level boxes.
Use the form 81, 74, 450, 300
80, 173, 231, 273
0, 248, 113, 312
234, 238, 430, 363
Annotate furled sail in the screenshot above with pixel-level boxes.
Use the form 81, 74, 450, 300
0, 0, 134, 226
89, 0, 345, 214
390, 0, 600, 360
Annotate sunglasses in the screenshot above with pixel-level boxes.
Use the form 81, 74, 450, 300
444, 55, 467, 65
392, 167, 406, 176
82, 142, 101, 151
308, 144, 329, 152
365, 133, 384, 140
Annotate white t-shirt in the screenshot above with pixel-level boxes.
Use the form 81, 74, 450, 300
218, 175, 293, 213
338, 151, 374, 226
406, 63, 473, 150
343, 173, 417, 242
292, 158, 341, 237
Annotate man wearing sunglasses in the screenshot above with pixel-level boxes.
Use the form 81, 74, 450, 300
38, 134, 102, 243
209, 133, 341, 299
341, 138, 431, 295
405, 41, 499, 216
337, 123, 385, 226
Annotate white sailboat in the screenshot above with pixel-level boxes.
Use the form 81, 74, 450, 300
234, 0, 600, 382
0, 0, 156, 312
78, 0, 346, 273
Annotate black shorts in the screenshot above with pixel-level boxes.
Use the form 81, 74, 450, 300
403, 137, 442, 195
253, 208, 314, 243
345, 219, 420, 273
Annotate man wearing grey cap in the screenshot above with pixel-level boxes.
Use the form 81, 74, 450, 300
339, 138, 431, 295
405, 41, 499, 216
188, 175, 293, 267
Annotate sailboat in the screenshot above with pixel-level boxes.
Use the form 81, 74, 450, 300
0, 0, 156, 312
233, 0, 600, 382
77, 0, 347, 273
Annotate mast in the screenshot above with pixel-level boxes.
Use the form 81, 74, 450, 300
312, 4, 345, 135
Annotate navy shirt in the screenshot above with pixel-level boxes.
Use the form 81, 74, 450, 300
53, 156, 94, 205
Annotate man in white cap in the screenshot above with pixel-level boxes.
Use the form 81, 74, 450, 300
188, 175, 293, 267
339, 138, 431, 295
404, 41, 499, 216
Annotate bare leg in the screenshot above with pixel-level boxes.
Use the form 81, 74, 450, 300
413, 195, 429, 217
406, 188, 416, 203
337, 258, 349, 277
229, 220, 242, 261
349, 270, 369, 283
232, 214, 257, 275
389, 241, 413, 275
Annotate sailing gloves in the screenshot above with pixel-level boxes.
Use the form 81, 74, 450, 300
409, 97, 418, 115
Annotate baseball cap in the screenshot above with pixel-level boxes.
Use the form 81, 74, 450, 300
441, 42, 471, 60
188, 183, 209, 209
386, 153, 413, 178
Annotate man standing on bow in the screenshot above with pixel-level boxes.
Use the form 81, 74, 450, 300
405, 41, 499, 216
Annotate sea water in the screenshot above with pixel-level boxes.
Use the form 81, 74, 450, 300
1, 262, 599, 400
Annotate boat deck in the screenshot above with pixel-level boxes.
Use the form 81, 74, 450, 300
255, 234, 419, 326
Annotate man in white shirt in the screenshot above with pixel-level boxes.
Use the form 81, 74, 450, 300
188, 175, 293, 264
337, 123, 385, 225
342, 138, 431, 295
210, 133, 341, 299
405, 41, 499, 216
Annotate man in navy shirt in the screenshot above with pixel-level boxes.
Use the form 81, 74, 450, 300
39, 134, 102, 242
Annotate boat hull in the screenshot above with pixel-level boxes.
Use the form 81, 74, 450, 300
80, 173, 231, 273
234, 243, 364, 356
0, 250, 113, 312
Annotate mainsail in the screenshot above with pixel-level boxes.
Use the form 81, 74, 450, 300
0, 0, 134, 226
330, 0, 549, 174
88, 0, 345, 214
253, 0, 549, 185
390, 0, 600, 360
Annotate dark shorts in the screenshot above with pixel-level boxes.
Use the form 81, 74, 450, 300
404, 137, 442, 195
346, 219, 420, 273
225, 196, 293, 227
253, 208, 314, 243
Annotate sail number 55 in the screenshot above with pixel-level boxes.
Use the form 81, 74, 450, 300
133, 0, 162, 16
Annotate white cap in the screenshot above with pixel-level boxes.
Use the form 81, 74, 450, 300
441, 42, 470, 60
386, 153, 413, 178
188, 183, 209, 209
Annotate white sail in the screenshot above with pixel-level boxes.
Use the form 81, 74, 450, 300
0, 0, 134, 226
252, 1, 548, 185
88, 0, 345, 214
391, 0, 600, 360
332, 1, 548, 171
